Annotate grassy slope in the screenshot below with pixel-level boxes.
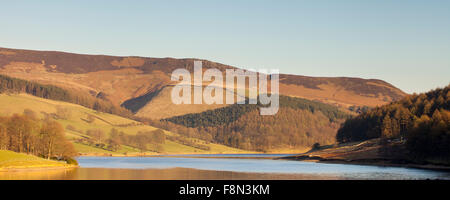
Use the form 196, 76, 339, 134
0, 93, 251, 155
135, 86, 235, 119
0, 150, 71, 170
283, 139, 450, 170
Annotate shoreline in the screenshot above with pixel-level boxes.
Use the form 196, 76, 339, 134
79, 152, 450, 171
77, 152, 298, 157
79, 154, 284, 160
0, 164, 78, 172
278, 139, 450, 172
307, 158, 450, 172
2, 156, 449, 177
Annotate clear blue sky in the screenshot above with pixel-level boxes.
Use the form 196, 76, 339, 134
0, 0, 449, 93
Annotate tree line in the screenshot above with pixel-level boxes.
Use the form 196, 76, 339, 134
165, 95, 350, 128
207, 108, 344, 151
0, 109, 77, 161
336, 85, 450, 160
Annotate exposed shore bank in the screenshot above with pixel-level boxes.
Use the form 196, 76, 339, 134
279, 139, 450, 171
0, 165, 78, 172
0, 150, 78, 172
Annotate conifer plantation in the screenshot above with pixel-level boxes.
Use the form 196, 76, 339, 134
337, 85, 450, 160
153, 96, 352, 151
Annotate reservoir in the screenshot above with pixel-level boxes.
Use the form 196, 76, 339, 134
1, 154, 449, 180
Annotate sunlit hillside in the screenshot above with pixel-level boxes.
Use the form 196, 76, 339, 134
0, 150, 71, 170
0, 93, 251, 155
0, 47, 406, 117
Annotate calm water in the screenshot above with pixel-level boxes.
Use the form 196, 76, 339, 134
161, 154, 297, 158
1, 155, 450, 180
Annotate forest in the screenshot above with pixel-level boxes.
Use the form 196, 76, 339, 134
337, 85, 450, 160
0, 110, 77, 162
204, 108, 343, 151
166, 95, 350, 127
148, 96, 351, 151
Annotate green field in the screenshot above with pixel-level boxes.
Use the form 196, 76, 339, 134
0, 93, 251, 155
0, 150, 71, 170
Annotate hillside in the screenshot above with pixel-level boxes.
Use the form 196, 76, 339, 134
128, 85, 238, 119
0, 93, 251, 155
335, 85, 450, 165
0, 150, 73, 171
279, 75, 406, 108
0, 46, 408, 154
0, 47, 406, 119
282, 138, 450, 170
156, 96, 352, 152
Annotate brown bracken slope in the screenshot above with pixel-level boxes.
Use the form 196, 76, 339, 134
0, 47, 406, 119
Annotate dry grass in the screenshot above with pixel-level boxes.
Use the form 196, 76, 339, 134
0, 150, 72, 170
135, 86, 233, 119
0, 93, 250, 155
279, 83, 397, 108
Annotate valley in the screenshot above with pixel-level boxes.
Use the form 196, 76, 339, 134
1, 46, 447, 173
0, 47, 409, 154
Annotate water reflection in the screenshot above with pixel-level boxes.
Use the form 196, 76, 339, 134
0, 167, 343, 180
76, 156, 450, 180
1, 155, 450, 180
0, 168, 78, 180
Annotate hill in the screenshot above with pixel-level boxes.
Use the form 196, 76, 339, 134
279, 75, 406, 108
128, 85, 236, 119
336, 85, 450, 164
0, 93, 251, 155
0, 47, 406, 119
154, 96, 352, 152
0, 46, 408, 154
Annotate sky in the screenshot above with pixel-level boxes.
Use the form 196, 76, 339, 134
0, 0, 449, 93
